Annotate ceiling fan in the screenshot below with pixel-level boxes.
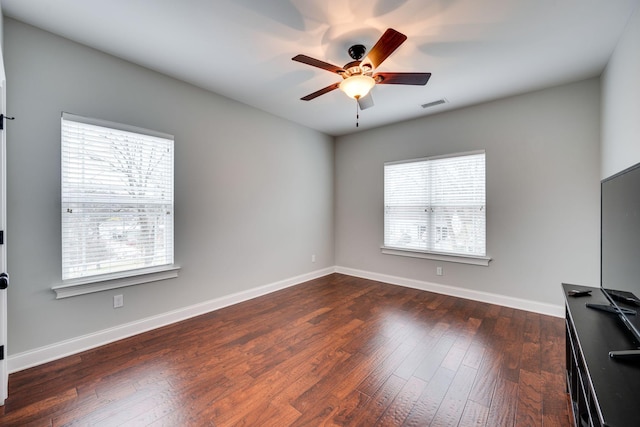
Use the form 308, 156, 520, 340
292, 28, 431, 111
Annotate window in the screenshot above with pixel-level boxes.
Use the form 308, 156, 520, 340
383, 151, 488, 264
60, 113, 175, 284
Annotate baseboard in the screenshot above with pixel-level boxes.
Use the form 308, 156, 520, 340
7, 267, 336, 373
335, 266, 565, 318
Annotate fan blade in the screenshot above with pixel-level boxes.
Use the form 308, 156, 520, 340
362, 28, 407, 69
301, 82, 341, 101
374, 72, 431, 85
357, 93, 375, 110
292, 54, 345, 74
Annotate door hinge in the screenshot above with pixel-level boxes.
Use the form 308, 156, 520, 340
0, 114, 15, 130
0, 345, 4, 361
0, 230, 3, 244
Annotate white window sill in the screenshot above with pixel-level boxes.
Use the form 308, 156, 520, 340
52, 265, 181, 299
381, 246, 491, 266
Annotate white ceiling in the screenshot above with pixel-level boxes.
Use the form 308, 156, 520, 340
1, 0, 638, 136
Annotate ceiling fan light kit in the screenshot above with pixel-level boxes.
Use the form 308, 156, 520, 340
339, 75, 376, 99
292, 28, 431, 122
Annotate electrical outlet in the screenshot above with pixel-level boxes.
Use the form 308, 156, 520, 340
311, 254, 316, 263
436, 266, 443, 276
113, 294, 124, 308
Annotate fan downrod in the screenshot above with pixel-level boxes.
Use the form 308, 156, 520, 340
348, 44, 366, 60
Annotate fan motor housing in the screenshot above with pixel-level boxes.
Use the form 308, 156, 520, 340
348, 44, 366, 60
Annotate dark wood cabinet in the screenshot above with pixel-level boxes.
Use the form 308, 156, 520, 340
563, 283, 640, 427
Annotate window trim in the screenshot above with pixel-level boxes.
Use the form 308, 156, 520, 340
383, 149, 490, 265
56, 113, 178, 297
380, 246, 491, 266
384, 149, 485, 167
62, 112, 173, 140
52, 264, 181, 299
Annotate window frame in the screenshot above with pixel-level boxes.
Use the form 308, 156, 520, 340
381, 150, 491, 266
53, 113, 179, 298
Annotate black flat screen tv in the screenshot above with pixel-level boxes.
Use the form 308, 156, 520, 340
601, 161, 640, 357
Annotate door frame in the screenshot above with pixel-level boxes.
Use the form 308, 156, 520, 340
0, 74, 8, 406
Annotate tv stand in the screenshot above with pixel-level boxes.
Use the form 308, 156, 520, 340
563, 283, 640, 426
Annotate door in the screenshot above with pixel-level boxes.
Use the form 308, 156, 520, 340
0, 75, 8, 405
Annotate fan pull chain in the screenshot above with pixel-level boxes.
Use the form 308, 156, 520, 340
356, 98, 360, 128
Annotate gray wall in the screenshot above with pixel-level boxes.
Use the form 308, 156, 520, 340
601, 6, 640, 178
4, 18, 334, 354
335, 79, 601, 307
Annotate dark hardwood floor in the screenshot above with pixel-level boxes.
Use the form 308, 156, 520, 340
0, 274, 571, 426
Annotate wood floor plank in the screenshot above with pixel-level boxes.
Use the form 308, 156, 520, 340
541, 370, 572, 427
289, 393, 343, 427
0, 387, 76, 426
520, 341, 541, 374
461, 343, 485, 370
356, 341, 415, 397
401, 366, 456, 427
458, 400, 490, 427
232, 400, 301, 427
515, 369, 543, 426
501, 340, 523, 383
328, 389, 371, 426
8, 355, 83, 393
431, 364, 479, 426
412, 333, 456, 382
0, 273, 570, 426
524, 312, 542, 343
540, 315, 566, 376
349, 374, 406, 426
375, 375, 427, 426
486, 376, 518, 427
467, 346, 503, 407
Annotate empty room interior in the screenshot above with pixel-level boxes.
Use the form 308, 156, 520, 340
0, 0, 639, 426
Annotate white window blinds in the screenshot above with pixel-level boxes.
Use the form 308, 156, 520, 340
384, 151, 486, 257
61, 113, 174, 281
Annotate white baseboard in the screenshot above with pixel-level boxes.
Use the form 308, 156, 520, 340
8, 265, 564, 373
335, 266, 565, 318
8, 267, 335, 374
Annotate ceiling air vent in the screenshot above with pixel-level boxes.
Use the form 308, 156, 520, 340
421, 98, 448, 109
